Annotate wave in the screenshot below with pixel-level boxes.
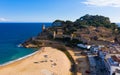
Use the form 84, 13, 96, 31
17, 44, 23, 47
0, 50, 39, 66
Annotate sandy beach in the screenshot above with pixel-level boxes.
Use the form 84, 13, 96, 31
0, 47, 71, 75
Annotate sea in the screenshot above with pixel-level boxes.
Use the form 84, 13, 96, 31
0, 23, 51, 65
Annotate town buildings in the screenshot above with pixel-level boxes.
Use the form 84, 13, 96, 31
106, 54, 120, 75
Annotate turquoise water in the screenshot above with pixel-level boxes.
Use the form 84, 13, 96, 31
0, 23, 51, 65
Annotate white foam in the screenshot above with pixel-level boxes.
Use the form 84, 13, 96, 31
0, 50, 39, 66
17, 44, 23, 47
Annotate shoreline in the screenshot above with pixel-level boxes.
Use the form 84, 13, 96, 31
0, 47, 71, 75
0, 49, 39, 67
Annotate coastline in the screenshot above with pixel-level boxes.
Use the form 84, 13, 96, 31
0, 50, 39, 67
0, 47, 71, 75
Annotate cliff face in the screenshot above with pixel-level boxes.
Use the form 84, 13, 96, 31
22, 29, 53, 48
22, 38, 44, 48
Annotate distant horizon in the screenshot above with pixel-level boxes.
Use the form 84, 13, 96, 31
0, 21, 54, 24
0, 21, 120, 23
0, 21, 120, 24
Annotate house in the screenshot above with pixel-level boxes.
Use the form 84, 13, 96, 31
52, 27, 64, 39
77, 44, 91, 49
86, 45, 91, 49
90, 45, 105, 54
90, 46, 99, 53
106, 55, 120, 75
56, 28, 63, 35
98, 50, 106, 59
88, 54, 96, 75
77, 44, 86, 49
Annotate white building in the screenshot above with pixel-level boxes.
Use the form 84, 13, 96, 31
90, 46, 99, 53
106, 55, 120, 75
98, 51, 106, 59
77, 44, 91, 49
86, 45, 91, 49
88, 54, 96, 75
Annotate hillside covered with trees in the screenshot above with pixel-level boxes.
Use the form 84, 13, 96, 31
51, 14, 120, 45
52, 14, 119, 34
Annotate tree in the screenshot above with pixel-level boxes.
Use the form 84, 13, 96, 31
52, 20, 65, 27
74, 14, 117, 28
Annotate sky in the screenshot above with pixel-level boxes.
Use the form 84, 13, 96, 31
0, 0, 120, 22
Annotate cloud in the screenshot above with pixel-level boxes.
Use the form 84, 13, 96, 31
0, 18, 8, 22
82, 0, 120, 7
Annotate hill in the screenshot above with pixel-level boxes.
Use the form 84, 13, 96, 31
22, 14, 120, 47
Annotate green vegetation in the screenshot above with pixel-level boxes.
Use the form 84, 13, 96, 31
75, 14, 115, 28
23, 14, 120, 47
50, 14, 120, 44
54, 37, 83, 47
52, 14, 119, 34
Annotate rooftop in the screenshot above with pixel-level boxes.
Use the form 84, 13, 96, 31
112, 55, 120, 63
88, 55, 96, 67
107, 55, 120, 66
57, 29, 63, 32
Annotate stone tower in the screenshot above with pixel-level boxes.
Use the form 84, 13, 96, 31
53, 31, 56, 39
42, 24, 45, 32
